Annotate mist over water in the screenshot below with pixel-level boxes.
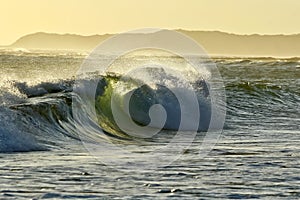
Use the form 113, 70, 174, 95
0, 50, 299, 199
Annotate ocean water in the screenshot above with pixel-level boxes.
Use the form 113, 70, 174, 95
0, 49, 299, 199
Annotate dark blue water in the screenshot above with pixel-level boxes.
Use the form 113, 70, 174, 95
0, 50, 299, 199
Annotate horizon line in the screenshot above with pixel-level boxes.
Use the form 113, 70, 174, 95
2, 29, 300, 46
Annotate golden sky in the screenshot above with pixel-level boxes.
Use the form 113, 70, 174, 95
1, 0, 299, 45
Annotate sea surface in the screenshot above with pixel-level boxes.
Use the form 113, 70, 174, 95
0, 49, 299, 199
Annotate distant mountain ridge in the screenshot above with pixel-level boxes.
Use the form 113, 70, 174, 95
8, 30, 300, 57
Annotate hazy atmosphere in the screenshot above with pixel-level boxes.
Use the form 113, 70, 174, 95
1, 1, 299, 199
1, 0, 300, 45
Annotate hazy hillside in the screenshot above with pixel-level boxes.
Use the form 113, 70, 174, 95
180, 30, 300, 57
8, 30, 300, 57
10, 32, 111, 51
